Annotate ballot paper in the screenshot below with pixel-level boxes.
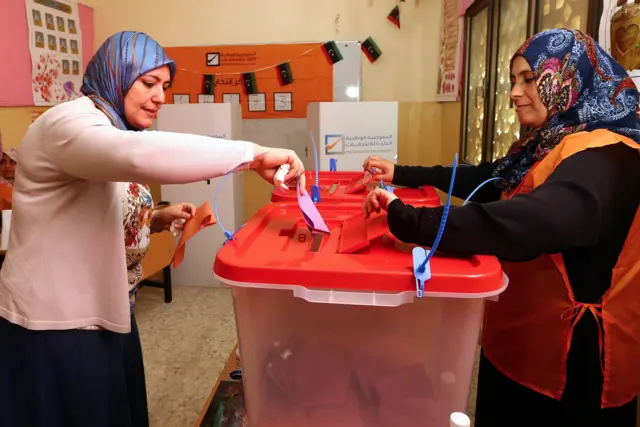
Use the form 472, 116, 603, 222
297, 178, 329, 234
172, 201, 217, 268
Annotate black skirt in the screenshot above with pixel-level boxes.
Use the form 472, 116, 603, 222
0, 314, 149, 427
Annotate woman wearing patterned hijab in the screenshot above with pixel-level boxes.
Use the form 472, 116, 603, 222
0, 31, 305, 427
364, 29, 640, 425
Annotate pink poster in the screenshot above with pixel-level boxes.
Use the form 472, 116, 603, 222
0, 1, 93, 107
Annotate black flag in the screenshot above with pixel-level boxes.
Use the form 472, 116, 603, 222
202, 74, 214, 95
242, 72, 257, 95
387, 5, 400, 28
277, 62, 294, 85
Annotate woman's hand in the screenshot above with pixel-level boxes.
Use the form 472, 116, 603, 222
151, 203, 196, 233
249, 145, 306, 194
363, 188, 398, 218
363, 156, 395, 182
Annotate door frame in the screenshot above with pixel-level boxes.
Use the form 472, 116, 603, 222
459, 0, 492, 163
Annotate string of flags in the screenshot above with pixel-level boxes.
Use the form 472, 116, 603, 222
189, 2, 405, 97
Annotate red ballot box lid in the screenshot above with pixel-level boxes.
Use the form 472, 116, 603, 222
214, 203, 504, 298
271, 171, 440, 206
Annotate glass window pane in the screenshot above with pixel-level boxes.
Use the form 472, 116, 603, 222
464, 8, 489, 165
492, 0, 529, 161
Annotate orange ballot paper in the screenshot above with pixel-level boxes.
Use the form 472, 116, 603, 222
172, 201, 217, 268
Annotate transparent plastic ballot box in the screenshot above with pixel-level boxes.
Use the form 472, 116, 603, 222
213, 202, 507, 427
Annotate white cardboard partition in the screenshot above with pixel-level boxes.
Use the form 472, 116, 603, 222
306, 102, 398, 171
156, 103, 244, 287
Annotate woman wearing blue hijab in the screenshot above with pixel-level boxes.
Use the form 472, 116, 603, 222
364, 29, 640, 425
0, 31, 305, 427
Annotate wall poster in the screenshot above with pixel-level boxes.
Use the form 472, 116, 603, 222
26, 0, 83, 106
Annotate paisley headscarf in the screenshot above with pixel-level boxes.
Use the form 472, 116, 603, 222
80, 31, 176, 131
493, 28, 640, 193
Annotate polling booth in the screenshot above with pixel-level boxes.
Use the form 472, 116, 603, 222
306, 101, 399, 172
156, 103, 244, 287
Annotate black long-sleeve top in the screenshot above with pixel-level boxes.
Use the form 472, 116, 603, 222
387, 142, 640, 406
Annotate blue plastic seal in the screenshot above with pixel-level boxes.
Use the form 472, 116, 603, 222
311, 185, 321, 203
329, 158, 337, 171
412, 247, 431, 298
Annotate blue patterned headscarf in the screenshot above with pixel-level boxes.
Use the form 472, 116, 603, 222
493, 28, 640, 193
80, 31, 176, 131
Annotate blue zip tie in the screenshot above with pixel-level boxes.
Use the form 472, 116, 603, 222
413, 153, 458, 296
309, 130, 321, 203
462, 177, 506, 206
214, 154, 266, 246
214, 167, 243, 246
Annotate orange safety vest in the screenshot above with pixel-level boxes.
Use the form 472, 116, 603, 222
482, 129, 640, 409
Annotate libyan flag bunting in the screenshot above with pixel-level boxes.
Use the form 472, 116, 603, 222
387, 5, 400, 28
242, 72, 257, 95
277, 62, 294, 85
361, 37, 382, 63
321, 41, 343, 64
202, 74, 214, 95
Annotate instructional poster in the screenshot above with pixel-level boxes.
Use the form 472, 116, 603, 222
163, 43, 333, 119
598, 0, 640, 88
26, 0, 83, 106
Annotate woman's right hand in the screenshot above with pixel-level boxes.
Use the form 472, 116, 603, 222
363, 156, 395, 182
249, 145, 306, 194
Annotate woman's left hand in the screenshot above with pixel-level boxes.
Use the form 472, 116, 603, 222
152, 203, 196, 232
363, 188, 398, 218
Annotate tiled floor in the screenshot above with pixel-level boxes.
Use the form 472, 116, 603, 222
135, 285, 481, 426
135, 285, 238, 427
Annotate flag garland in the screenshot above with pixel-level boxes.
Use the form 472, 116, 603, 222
175, 4, 406, 88
242, 72, 257, 95
321, 41, 343, 65
387, 5, 400, 28
361, 37, 382, 63
202, 74, 214, 94
276, 62, 294, 85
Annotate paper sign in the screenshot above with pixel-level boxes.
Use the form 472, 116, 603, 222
172, 201, 217, 268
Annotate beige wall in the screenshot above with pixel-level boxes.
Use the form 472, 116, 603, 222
83, 0, 443, 103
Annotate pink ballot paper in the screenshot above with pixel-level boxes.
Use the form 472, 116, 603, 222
297, 177, 330, 234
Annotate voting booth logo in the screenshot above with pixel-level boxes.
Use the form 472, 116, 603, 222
324, 134, 344, 154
